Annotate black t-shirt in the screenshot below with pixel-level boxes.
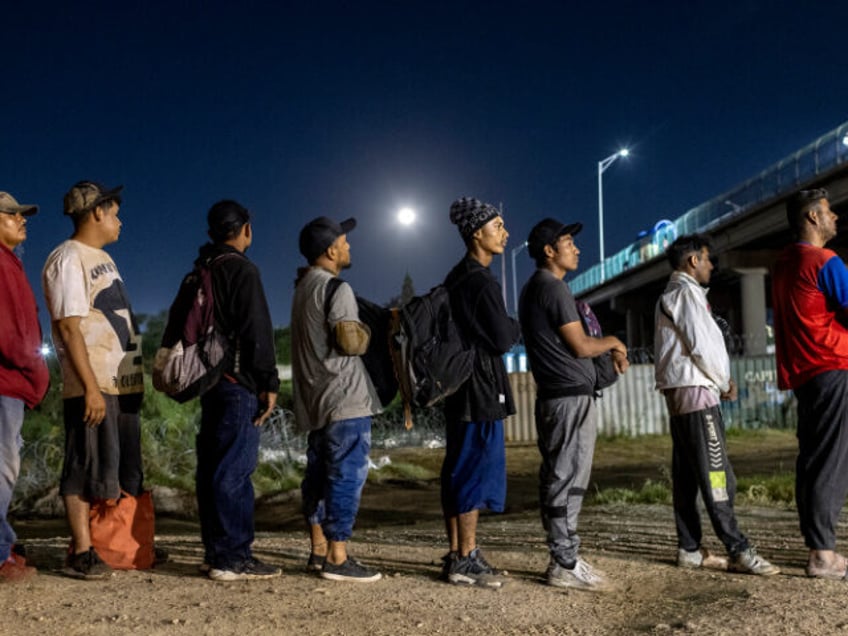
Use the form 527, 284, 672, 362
518, 269, 595, 397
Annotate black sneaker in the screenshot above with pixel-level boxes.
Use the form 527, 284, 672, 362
448, 548, 505, 588
474, 549, 508, 576
320, 558, 382, 582
208, 556, 282, 581
306, 553, 326, 572
439, 551, 458, 581
154, 547, 169, 565
63, 547, 113, 580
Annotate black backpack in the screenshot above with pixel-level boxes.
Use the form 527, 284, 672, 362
576, 299, 618, 393
324, 278, 399, 408
392, 281, 475, 410
324, 276, 475, 428
152, 254, 238, 402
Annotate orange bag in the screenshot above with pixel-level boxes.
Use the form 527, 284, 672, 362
89, 490, 156, 570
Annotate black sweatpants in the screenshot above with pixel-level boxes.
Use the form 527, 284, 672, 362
670, 405, 749, 556
795, 369, 848, 550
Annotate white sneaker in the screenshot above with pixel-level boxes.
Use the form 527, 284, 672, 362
728, 547, 780, 576
546, 557, 608, 591
677, 547, 728, 570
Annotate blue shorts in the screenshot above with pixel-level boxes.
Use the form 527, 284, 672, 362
440, 420, 506, 516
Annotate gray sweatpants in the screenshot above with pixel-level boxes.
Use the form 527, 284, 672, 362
535, 395, 597, 566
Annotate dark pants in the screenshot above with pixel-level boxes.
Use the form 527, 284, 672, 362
795, 369, 848, 550
197, 381, 260, 569
60, 393, 144, 500
670, 405, 748, 556
301, 417, 372, 542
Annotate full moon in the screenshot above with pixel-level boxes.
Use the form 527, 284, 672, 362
398, 207, 416, 226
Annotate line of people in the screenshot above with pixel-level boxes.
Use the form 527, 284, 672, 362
1, 185, 846, 589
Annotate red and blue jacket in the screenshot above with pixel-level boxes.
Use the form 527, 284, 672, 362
772, 242, 848, 390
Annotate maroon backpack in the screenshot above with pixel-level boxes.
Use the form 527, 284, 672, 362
152, 254, 238, 402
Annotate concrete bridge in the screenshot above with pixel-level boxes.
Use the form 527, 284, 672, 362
572, 120, 848, 356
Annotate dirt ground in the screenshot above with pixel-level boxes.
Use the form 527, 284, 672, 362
5, 432, 848, 636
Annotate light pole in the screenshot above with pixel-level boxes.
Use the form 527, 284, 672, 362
598, 147, 629, 282
511, 240, 528, 316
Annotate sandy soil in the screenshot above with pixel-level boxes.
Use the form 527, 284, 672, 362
4, 435, 847, 636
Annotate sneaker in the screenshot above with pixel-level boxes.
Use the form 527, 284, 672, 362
439, 551, 458, 581
546, 557, 608, 591
321, 558, 382, 582
154, 546, 169, 565
306, 553, 326, 572
728, 547, 780, 576
677, 548, 703, 569
208, 556, 282, 581
677, 547, 728, 570
448, 549, 505, 588
63, 547, 112, 580
474, 549, 508, 576
0, 554, 36, 583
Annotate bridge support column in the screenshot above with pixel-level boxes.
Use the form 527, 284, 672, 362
734, 267, 768, 355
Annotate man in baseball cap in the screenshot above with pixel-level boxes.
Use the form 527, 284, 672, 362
0, 191, 48, 582
520, 217, 629, 591
526, 218, 583, 259
291, 215, 382, 582
63, 181, 123, 217
42, 180, 144, 579
298, 216, 357, 263
0, 192, 38, 217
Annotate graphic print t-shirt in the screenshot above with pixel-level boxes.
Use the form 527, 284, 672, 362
43, 240, 144, 398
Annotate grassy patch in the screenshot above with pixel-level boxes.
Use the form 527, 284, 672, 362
253, 460, 303, 494
367, 461, 438, 483
589, 473, 796, 507
590, 479, 672, 505
736, 474, 795, 506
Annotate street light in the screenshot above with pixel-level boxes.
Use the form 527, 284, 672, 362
510, 240, 528, 316
597, 147, 629, 282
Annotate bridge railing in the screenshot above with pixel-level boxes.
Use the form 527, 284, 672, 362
572, 120, 848, 295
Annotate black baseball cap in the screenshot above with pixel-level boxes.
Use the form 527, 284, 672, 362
527, 218, 582, 260
299, 216, 356, 263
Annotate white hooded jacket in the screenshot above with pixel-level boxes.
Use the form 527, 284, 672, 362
654, 271, 731, 395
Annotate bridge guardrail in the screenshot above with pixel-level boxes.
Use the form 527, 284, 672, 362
572, 120, 848, 295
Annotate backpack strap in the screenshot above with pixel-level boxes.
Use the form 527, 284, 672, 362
323, 276, 344, 319
200, 251, 245, 355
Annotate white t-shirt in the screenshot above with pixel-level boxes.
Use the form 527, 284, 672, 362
42, 239, 144, 398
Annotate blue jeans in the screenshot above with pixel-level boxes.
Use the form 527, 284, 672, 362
0, 396, 24, 562
197, 382, 260, 569
301, 417, 371, 542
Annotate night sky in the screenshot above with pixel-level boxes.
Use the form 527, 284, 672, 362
5, 1, 848, 327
